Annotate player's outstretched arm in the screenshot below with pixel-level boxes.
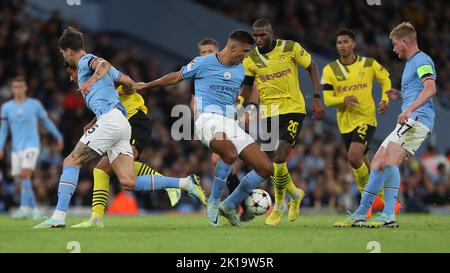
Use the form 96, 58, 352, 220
306, 61, 325, 120
137, 71, 183, 91
80, 58, 111, 94
398, 79, 436, 124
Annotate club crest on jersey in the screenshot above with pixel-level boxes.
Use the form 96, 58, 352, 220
224, 72, 232, 80
359, 69, 365, 78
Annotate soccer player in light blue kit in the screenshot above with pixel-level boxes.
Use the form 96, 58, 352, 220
0, 77, 63, 220
334, 22, 437, 228
34, 27, 204, 228
140, 30, 274, 227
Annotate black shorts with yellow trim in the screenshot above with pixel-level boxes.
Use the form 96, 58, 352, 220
341, 124, 376, 154
128, 110, 152, 156
259, 113, 306, 148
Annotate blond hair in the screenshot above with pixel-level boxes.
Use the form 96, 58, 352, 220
389, 22, 417, 42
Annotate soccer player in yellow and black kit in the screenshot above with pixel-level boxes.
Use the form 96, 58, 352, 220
64, 64, 185, 228
321, 29, 401, 222
241, 19, 325, 226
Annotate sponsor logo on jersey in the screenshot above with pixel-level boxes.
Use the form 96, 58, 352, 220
259, 68, 292, 83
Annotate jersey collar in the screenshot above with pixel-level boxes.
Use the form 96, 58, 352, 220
257, 39, 277, 55
407, 50, 422, 62
338, 54, 358, 66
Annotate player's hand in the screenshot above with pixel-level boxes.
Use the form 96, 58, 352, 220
80, 80, 94, 96
398, 108, 412, 124
378, 100, 388, 115
132, 82, 147, 92
55, 139, 64, 152
312, 99, 325, 121
344, 96, 359, 107
386, 89, 400, 101
0, 150, 4, 160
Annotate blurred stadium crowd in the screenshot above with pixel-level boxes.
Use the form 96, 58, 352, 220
0, 0, 448, 214
197, 0, 450, 107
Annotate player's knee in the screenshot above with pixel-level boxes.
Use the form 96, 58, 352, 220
272, 143, 291, 163
117, 172, 136, 191
347, 153, 361, 169
221, 150, 238, 165
121, 178, 136, 191
371, 154, 385, 171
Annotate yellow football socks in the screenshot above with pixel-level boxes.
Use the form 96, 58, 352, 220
92, 168, 110, 218
272, 162, 299, 210
353, 163, 370, 194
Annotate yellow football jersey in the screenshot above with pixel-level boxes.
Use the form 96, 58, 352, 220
243, 39, 312, 118
321, 55, 391, 133
116, 85, 148, 120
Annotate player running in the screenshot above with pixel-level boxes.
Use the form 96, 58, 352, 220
241, 19, 325, 226
195, 38, 255, 222
321, 29, 401, 220
334, 22, 437, 228
34, 27, 205, 229
63, 64, 183, 228
0, 77, 63, 220
138, 30, 274, 227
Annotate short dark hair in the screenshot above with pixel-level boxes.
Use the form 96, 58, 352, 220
336, 29, 356, 41
58, 26, 85, 51
11, 76, 26, 85
198, 38, 219, 49
252, 18, 272, 29
229, 30, 255, 45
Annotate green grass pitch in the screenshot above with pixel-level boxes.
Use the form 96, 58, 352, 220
0, 214, 449, 253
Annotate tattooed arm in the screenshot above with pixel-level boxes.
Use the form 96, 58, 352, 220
80, 58, 111, 94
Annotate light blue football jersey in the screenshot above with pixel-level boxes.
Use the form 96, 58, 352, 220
181, 54, 245, 118
401, 51, 436, 130
77, 53, 126, 117
0, 98, 62, 152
